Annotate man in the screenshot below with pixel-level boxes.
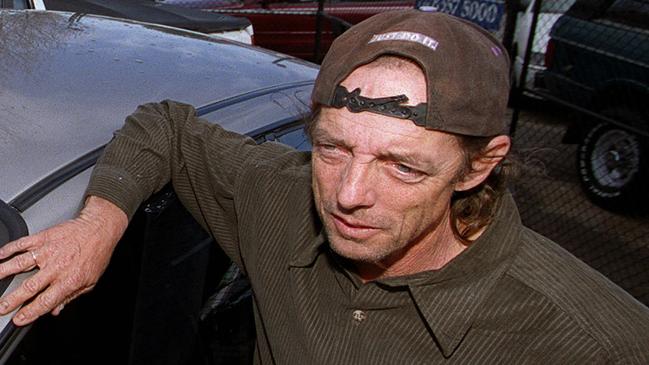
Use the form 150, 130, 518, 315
1, 9, 648, 363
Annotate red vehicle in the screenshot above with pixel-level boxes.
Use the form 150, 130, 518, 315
160, 0, 415, 61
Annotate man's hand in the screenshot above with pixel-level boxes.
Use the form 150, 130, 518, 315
0, 196, 128, 326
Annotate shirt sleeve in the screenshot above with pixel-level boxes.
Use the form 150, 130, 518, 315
85, 99, 303, 269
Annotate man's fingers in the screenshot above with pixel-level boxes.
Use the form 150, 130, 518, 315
0, 235, 40, 260
0, 269, 54, 316
12, 282, 68, 326
51, 303, 65, 316
0, 251, 40, 280
50, 288, 87, 316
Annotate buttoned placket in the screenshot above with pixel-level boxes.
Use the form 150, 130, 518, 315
330, 260, 413, 328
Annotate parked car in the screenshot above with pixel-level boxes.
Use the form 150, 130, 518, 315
512, 0, 575, 90
0, 9, 316, 363
159, 0, 415, 61
0, 0, 254, 44
541, 0, 649, 212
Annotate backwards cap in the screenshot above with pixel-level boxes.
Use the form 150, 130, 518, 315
312, 10, 511, 137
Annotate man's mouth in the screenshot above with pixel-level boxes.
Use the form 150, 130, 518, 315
330, 213, 379, 240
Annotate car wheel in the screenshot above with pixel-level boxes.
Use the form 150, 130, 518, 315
577, 118, 648, 213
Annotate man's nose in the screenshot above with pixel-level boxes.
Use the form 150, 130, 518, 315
336, 160, 376, 210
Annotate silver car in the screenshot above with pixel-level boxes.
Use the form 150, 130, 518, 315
0, 9, 316, 363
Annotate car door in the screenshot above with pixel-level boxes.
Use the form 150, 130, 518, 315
0, 82, 313, 363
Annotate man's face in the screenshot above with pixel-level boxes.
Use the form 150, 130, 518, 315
311, 60, 467, 265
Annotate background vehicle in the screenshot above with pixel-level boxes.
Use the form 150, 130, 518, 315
0, 0, 254, 44
0, 9, 316, 363
160, 0, 415, 61
512, 0, 575, 89
540, 0, 649, 212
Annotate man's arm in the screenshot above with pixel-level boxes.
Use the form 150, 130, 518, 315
87, 100, 298, 264
0, 100, 299, 325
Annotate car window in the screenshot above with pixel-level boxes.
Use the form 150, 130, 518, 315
566, 0, 611, 19
274, 124, 311, 150
605, 0, 649, 29
540, 0, 575, 13
199, 84, 312, 138
256, 122, 312, 150
0, 0, 30, 9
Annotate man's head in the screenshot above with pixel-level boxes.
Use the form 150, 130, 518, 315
308, 11, 512, 273
312, 10, 511, 136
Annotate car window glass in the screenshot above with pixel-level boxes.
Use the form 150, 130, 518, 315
275, 125, 311, 150
606, 0, 649, 29
257, 123, 312, 150
567, 0, 612, 19
0, 0, 29, 8
199, 85, 312, 138
541, 0, 574, 13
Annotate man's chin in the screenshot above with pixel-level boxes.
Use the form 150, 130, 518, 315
328, 237, 388, 263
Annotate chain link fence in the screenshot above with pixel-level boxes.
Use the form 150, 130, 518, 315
312, 0, 649, 306
509, 0, 649, 305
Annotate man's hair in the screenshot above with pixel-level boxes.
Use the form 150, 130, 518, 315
451, 135, 516, 244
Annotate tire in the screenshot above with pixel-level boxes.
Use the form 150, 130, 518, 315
577, 117, 648, 213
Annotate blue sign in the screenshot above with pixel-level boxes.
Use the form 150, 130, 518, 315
416, 0, 505, 32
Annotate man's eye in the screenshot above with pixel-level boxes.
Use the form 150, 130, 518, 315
389, 163, 425, 181
315, 144, 345, 161
395, 164, 413, 174
317, 143, 343, 155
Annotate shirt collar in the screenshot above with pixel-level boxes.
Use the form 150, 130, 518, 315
289, 193, 523, 356
290, 229, 326, 267
383, 193, 523, 356
289, 199, 327, 267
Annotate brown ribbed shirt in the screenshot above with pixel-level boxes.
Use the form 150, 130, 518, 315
86, 101, 649, 364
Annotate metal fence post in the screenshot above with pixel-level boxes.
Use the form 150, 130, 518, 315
313, 0, 325, 62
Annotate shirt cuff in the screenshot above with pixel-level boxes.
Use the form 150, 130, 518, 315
84, 165, 145, 221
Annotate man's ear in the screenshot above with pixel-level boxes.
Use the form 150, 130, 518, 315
454, 135, 511, 192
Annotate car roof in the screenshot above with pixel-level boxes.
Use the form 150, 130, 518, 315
0, 10, 317, 202
42, 0, 251, 33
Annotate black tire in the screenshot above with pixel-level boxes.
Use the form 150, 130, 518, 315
577, 118, 648, 213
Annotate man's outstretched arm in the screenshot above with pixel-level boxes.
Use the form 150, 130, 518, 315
0, 102, 238, 325
0, 196, 128, 325
0, 100, 301, 326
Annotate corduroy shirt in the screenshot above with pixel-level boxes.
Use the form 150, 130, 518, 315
86, 101, 649, 364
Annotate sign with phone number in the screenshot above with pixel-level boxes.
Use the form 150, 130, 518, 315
415, 0, 505, 32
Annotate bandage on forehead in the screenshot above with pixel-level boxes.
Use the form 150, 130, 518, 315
312, 10, 511, 137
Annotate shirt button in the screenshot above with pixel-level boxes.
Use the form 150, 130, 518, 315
352, 310, 367, 322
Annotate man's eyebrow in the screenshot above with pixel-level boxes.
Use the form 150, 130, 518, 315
377, 151, 422, 166
310, 127, 346, 146
378, 150, 440, 174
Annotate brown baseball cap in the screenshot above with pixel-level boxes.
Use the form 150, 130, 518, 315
312, 9, 511, 137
